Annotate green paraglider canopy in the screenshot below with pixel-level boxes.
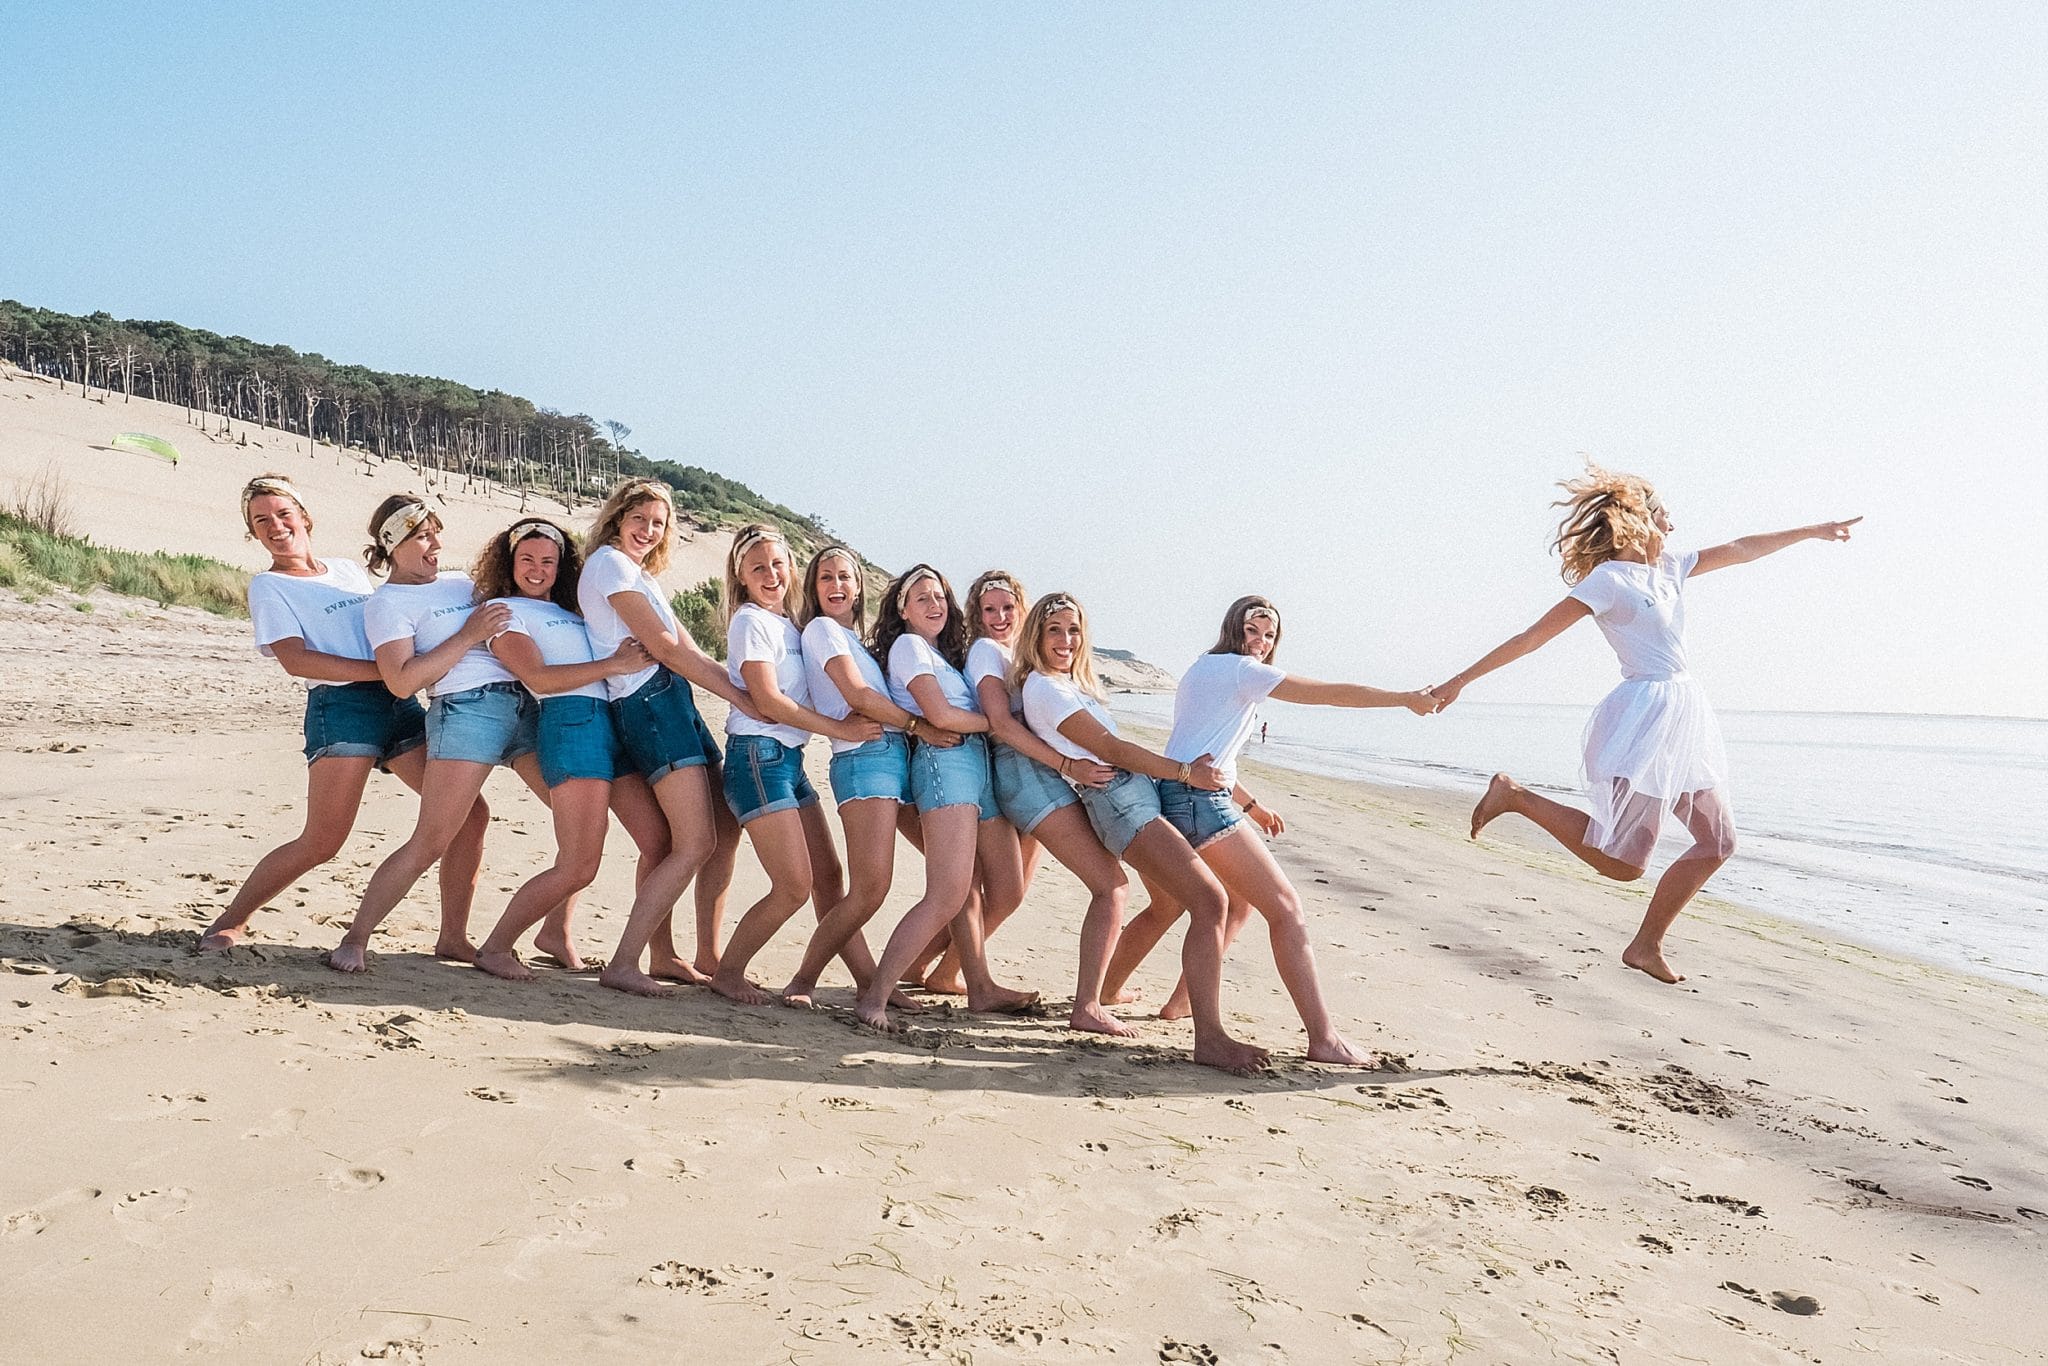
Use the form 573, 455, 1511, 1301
111, 432, 180, 465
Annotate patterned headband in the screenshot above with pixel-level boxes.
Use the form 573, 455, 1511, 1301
894, 567, 942, 612
508, 521, 566, 551
240, 477, 305, 522
731, 525, 785, 560
376, 500, 433, 552
1040, 594, 1080, 615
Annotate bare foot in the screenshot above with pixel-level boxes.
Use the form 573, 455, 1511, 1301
531, 928, 586, 972
196, 929, 245, 953
474, 947, 535, 983
1070, 1003, 1138, 1038
1192, 1035, 1272, 1077
920, 970, 968, 996
887, 989, 927, 1013
1305, 1034, 1377, 1067
854, 1000, 898, 1034
780, 977, 818, 1008
693, 951, 721, 979
326, 942, 370, 974
1470, 772, 1518, 840
650, 954, 709, 986
709, 969, 770, 1006
1102, 984, 1143, 1006
967, 984, 1041, 1015
434, 935, 479, 964
1158, 982, 1193, 1019
1622, 944, 1685, 983
599, 964, 676, 998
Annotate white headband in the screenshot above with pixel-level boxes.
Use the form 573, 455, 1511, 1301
894, 567, 942, 611
731, 525, 784, 560
241, 477, 304, 521
376, 501, 432, 552
508, 521, 566, 551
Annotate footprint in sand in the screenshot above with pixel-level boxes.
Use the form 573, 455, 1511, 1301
1951, 1174, 1992, 1191
1769, 1291, 1823, 1316
323, 1167, 385, 1191
242, 1107, 306, 1140
3, 1185, 102, 1238
185, 1269, 294, 1350
640, 1262, 776, 1296
113, 1187, 193, 1245
623, 1155, 698, 1181
1159, 1341, 1220, 1365
467, 1087, 517, 1104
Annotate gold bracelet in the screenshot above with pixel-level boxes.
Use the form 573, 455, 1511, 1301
905, 716, 919, 738
1177, 761, 1192, 783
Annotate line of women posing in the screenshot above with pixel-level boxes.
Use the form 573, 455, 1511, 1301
202, 469, 1857, 1074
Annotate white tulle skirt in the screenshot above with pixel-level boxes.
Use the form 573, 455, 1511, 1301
1580, 674, 1735, 868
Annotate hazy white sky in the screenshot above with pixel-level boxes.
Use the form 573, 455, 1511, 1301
7, 4, 2044, 716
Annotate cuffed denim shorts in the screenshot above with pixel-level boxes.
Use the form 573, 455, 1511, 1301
537, 694, 624, 788
722, 733, 820, 824
990, 740, 1077, 835
909, 732, 998, 822
1078, 768, 1162, 857
1157, 777, 1245, 850
302, 680, 426, 768
611, 667, 720, 786
828, 731, 911, 805
427, 681, 536, 765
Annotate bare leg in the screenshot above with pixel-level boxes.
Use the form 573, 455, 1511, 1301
599, 766, 716, 997
923, 823, 1038, 990
1120, 822, 1267, 1075
1471, 773, 1649, 882
1160, 891, 1254, 1021
689, 767, 740, 977
1622, 791, 1736, 984
709, 806, 813, 1005
785, 798, 900, 1006
201, 755, 374, 949
1027, 805, 1135, 1037
329, 759, 494, 972
1100, 871, 1182, 1008
476, 778, 609, 982
507, 753, 582, 965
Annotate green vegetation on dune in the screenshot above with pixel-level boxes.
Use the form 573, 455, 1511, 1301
0, 511, 249, 616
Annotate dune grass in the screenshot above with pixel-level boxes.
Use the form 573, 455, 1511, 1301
0, 511, 249, 616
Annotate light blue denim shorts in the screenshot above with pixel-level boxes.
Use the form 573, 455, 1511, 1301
909, 732, 998, 822
537, 694, 624, 788
828, 731, 911, 805
1078, 768, 1162, 857
612, 667, 721, 786
723, 733, 821, 825
302, 680, 426, 768
990, 740, 1078, 835
427, 682, 536, 765
1157, 777, 1245, 850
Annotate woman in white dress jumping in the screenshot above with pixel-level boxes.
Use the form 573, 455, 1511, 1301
1428, 467, 1858, 984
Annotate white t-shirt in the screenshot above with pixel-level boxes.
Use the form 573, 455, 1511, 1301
579, 544, 675, 701
1022, 672, 1119, 763
246, 558, 377, 689
363, 573, 511, 698
1567, 549, 1697, 681
887, 634, 977, 718
1164, 652, 1286, 786
965, 637, 1021, 716
725, 603, 811, 747
803, 616, 897, 755
495, 597, 607, 702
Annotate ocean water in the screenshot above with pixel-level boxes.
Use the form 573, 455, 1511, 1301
1111, 693, 2048, 994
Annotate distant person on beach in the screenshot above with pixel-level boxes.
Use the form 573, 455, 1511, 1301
467, 518, 670, 981
701, 524, 887, 1005
851, 565, 1040, 1033
200, 477, 486, 953
1098, 595, 1439, 1026
327, 496, 575, 973
576, 478, 757, 995
1260, 721, 1268, 744
781, 545, 951, 1011
1428, 466, 1860, 983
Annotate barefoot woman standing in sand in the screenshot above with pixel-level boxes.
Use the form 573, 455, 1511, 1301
200, 477, 487, 953
1430, 466, 1860, 983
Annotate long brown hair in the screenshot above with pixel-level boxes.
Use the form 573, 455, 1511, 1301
363, 493, 437, 578
964, 569, 1027, 642
584, 477, 678, 576
1207, 595, 1283, 664
872, 564, 967, 670
799, 544, 866, 630
1552, 464, 1661, 585
471, 518, 583, 613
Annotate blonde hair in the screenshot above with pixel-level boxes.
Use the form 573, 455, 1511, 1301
585, 477, 677, 576
1010, 592, 1104, 701
964, 569, 1027, 642
798, 544, 865, 630
1208, 595, 1282, 664
723, 522, 798, 621
1552, 464, 1662, 585
240, 473, 311, 538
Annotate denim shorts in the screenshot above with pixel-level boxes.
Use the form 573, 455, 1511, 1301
990, 740, 1077, 835
828, 731, 911, 805
537, 694, 625, 788
302, 680, 426, 767
1157, 777, 1245, 850
722, 733, 820, 824
611, 667, 720, 786
909, 732, 998, 822
427, 681, 536, 765
1078, 768, 1163, 857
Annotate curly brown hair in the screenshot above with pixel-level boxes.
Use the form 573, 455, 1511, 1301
470, 518, 584, 612
872, 564, 968, 671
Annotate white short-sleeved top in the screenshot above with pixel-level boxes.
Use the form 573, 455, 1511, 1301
965, 637, 1021, 716
803, 616, 897, 755
579, 544, 675, 700
887, 634, 977, 718
1164, 652, 1286, 786
1567, 549, 1698, 681
246, 558, 376, 689
494, 596, 606, 702
363, 573, 510, 697
1021, 671, 1118, 763
725, 602, 811, 746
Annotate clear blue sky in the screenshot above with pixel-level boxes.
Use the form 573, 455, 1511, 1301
7, 4, 2044, 716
